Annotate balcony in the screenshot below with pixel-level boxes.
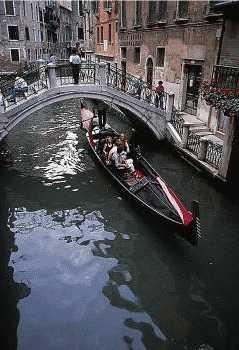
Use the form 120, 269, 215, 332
211, 65, 239, 95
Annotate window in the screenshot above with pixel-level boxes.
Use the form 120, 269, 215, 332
5, 1, 15, 15
108, 23, 111, 43
121, 47, 127, 59
31, 3, 34, 19
176, 0, 189, 18
79, 0, 83, 16
35, 49, 38, 60
91, 0, 98, 14
36, 4, 39, 21
78, 27, 84, 40
27, 48, 31, 61
120, 0, 127, 27
134, 47, 140, 64
101, 26, 103, 43
25, 27, 30, 40
115, 0, 118, 14
8, 26, 19, 40
39, 7, 43, 22
41, 30, 44, 42
148, 0, 167, 23
135, 1, 142, 26
115, 21, 118, 32
32, 28, 37, 42
10, 48, 19, 61
104, 0, 112, 11
97, 27, 100, 43
23, 0, 26, 16
156, 48, 165, 67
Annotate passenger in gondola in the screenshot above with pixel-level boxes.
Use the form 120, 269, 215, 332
119, 133, 130, 154
111, 145, 135, 175
107, 137, 122, 165
102, 136, 113, 163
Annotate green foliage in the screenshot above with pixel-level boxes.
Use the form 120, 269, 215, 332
200, 81, 239, 117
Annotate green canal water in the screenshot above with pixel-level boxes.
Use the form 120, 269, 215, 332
0, 99, 239, 350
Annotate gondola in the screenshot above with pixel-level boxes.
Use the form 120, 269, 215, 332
81, 108, 201, 246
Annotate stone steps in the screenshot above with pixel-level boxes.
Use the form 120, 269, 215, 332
190, 125, 211, 133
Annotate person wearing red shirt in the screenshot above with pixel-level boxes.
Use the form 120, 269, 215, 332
154, 81, 165, 109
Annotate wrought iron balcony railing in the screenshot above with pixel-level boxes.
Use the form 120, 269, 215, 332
211, 65, 239, 95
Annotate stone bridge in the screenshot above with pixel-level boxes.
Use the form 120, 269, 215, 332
0, 62, 174, 142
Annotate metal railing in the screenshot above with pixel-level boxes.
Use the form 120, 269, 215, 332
211, 65, 239, 94
186, 131, 201, 156
171, 108, 184, 137
56, 62, 99, 85
1, 61, 168, 111
205, 140, 223, 168
0, 65, 48, 110
106, 64, 167, 110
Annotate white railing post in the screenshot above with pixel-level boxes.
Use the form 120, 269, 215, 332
165, 93, 175, 121
182, 124, 190, 148
47, 63, 58, 88
198, 138, 208, 161
98, 62, 107, 86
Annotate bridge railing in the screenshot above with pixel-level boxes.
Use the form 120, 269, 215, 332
0, 64, 48, 110
106, 64, 168, 110
56, 62, 100, 85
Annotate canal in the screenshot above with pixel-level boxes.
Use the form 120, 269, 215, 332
0, 99, 239, 350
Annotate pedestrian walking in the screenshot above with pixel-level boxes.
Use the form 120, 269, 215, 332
69, 48, 81, 84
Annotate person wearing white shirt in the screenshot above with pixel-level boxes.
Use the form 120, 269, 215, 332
69, 48, 81, 84
11, 77, 28, 103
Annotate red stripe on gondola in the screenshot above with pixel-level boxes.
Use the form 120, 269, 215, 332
156, 177, 193, 225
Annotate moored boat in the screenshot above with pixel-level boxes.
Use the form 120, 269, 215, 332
81, 108, 201, 246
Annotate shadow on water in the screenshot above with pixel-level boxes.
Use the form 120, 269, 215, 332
0, 187, 31, 350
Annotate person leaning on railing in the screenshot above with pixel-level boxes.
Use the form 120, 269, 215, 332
69, 48, 81, 84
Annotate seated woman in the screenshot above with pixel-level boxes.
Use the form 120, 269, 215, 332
119, 133, 130, 154
102, 136, 113, 163
111, 145, 135, 175
107, 137, 122, 165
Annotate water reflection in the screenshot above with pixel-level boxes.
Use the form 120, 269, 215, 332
0, 188, 31, 350
0, 99, 238, 349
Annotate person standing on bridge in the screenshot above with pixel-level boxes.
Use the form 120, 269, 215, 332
69, 48, 81, 84
154, 81, 165, 109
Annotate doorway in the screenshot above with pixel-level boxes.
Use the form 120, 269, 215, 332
146, 57, 153, 88
184, 64, 202, 115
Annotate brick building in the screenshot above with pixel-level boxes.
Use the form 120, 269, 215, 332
94, 0, 119, 62
118, 0, 223, 122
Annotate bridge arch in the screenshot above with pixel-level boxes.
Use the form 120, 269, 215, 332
2, 84, 167, 141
